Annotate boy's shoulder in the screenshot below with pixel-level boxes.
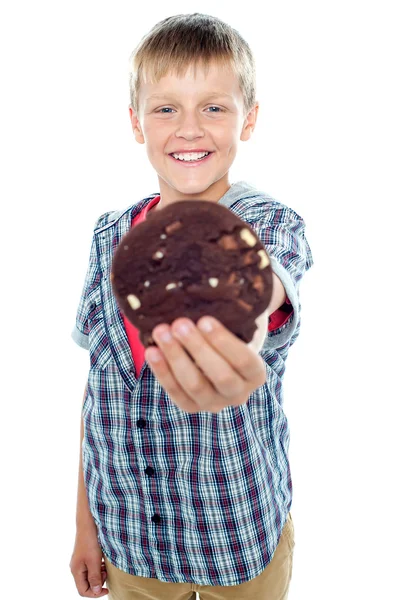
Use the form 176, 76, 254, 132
91, 193, 159, 232
219, 181, 305, 225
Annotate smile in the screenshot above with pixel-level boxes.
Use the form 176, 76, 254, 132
168, 152, 213, 167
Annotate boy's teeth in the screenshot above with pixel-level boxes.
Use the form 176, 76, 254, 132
172, 151, 210, 161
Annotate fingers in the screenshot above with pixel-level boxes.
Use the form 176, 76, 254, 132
146, 317, 266, 413
86, 556, 109, 597
195, 317, 267, 387
145, 342, 217, 413
72, 559, 109, 597
169, 317, 266, 392
150, 323, 225, 411
169, 319, 248, 398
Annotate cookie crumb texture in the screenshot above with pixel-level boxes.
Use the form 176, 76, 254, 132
111, 200, 273, 347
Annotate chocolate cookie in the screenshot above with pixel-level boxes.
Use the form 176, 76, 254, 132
111, 200, 273, 348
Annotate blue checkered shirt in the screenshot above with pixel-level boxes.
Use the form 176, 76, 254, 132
72, 181, 314, 586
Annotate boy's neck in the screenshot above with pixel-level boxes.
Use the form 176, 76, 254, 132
152, 180, 233, 213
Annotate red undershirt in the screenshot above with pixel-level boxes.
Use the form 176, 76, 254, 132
121, 195, 293, 376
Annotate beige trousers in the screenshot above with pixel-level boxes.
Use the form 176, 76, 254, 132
104, 512, 295, 600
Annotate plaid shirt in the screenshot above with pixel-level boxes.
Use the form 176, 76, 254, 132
72, 180, 314, 586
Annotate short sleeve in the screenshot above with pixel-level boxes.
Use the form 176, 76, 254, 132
71, 234, 98, 350
250, 205, 314, 350
71, 213, 110, 350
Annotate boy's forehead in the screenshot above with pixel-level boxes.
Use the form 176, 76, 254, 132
141, 61, 241, 101
146, 90, 235, 101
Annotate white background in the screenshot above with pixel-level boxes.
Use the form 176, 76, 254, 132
1, 1, 398, 598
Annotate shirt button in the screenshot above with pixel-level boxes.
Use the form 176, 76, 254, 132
137, 418, 146, 428
151, 514, 161, 524
145, 466, 155, 477
90, 302, 96, 310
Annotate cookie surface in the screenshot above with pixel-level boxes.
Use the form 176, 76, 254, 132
111, 200, 273, 347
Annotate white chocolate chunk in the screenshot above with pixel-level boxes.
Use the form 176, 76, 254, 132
160, 234, 167, 239
208, 278, 219, 288
144, 281, 151, 287
165, 282, 177, 290
123, 245, 129, 250
257, 250, 270, 269
127, 294, 141, 310
153, 251, 164, 259
239, 228, 257, 247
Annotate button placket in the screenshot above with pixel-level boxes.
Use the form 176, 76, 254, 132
98, 233, 137, 386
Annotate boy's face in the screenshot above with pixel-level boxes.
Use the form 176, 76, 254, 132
129, 60, 258, 205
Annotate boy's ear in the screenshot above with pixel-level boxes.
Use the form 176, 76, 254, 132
240, 103, 259, 142
129, 106, 145, 144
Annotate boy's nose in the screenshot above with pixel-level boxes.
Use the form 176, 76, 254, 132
174, 113, 205, 139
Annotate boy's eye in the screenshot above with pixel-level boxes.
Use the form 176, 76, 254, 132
156, 106, 224, 114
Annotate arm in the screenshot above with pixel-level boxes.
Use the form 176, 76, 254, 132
268, 272, 287, 315
70, 386, 108, 598
76, 393, 97, 532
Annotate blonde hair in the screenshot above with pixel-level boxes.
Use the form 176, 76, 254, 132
128, 13, 257, 116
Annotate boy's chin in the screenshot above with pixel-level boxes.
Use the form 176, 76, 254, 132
171, 182, 214, 196
161, 176, 223, 198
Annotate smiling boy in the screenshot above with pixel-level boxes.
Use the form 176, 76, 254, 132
70, 13, 313, 600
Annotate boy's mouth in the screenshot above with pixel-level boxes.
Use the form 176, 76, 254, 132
168, 151, 213, 166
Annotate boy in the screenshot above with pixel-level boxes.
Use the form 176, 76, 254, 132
70, 13, 313, 600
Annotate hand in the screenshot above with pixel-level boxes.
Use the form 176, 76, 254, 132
70, 528, 109, 597
145, 316, 267, 414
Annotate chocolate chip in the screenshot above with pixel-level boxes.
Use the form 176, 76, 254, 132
165, 221, 182, 235
127, 294, 141, 310
242, 251, 257, 266
237, 299, 253, 312
257, 250, 270, 269
252, 275, 264, 294
239, 228, 257, 247
218, 234, 239, 250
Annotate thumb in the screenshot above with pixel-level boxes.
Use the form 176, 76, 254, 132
101, 559, 107, 583
87, 561, 104, 595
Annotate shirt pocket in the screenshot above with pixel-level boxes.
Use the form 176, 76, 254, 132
86, 287, 113, 370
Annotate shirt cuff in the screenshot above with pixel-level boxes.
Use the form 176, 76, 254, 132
72, 326, 89, 350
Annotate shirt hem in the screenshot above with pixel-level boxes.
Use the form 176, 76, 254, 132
98, 509, 291, 586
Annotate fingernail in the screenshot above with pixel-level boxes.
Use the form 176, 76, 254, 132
147, 348, 162, 363
176, 322, 192, 336
93, 585, 101, 593
198, 317, 214, 333
156, 326, 173, 342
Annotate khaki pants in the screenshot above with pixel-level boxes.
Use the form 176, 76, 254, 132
104, 512, 295, 600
